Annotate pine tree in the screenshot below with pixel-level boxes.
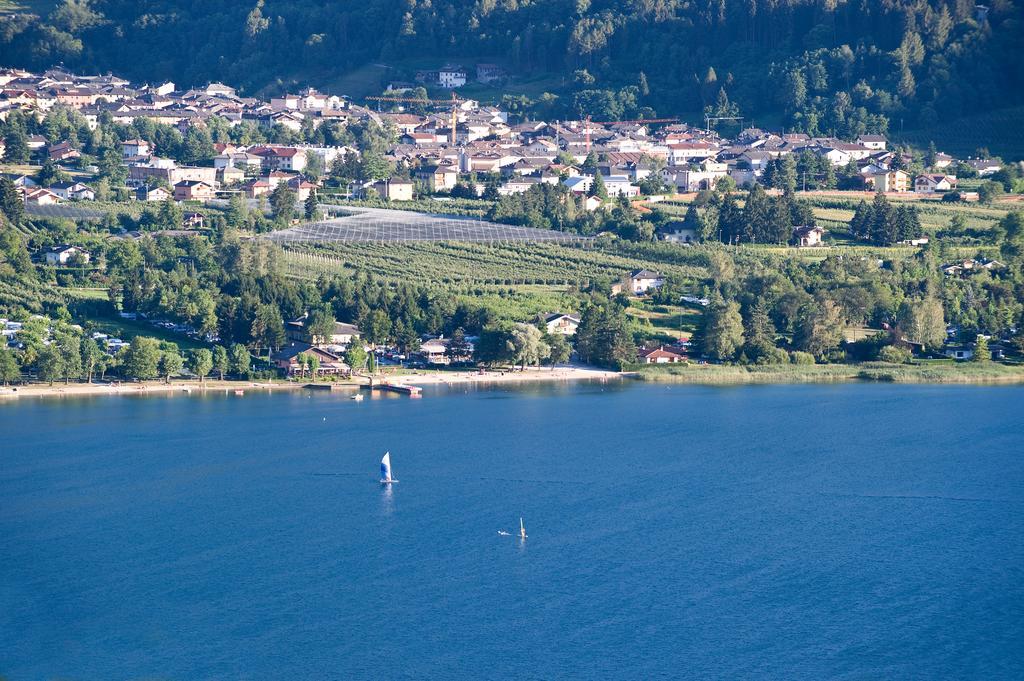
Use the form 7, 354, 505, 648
742, 184, 772, 243
767, 194, 793, 244
304, 191, 319, 220
778, 154, 797, 193
972, 335, 990, 362
743, 301, 777, 358
895, 205, 921, 241
849, 200, 872, 240
702, 301, 744, 361
0, 178, 25, 224
717, 193, 742, 243
869, 192, 896, 245
3, 129, 30, 163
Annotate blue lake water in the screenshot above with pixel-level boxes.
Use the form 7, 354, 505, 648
2, 382, 1023, 680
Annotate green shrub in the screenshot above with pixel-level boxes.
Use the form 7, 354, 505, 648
756, 346, 791, 365
790, 351, 816, 365
878, 345, 912, 364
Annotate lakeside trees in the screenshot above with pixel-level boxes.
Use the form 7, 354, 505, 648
124, 337, 161, 380
189, 348, 213, 384
701, 301, 744, 361
575, 301, 635, 370
0, 347, 19, 385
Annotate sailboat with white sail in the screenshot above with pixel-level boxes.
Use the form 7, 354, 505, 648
379, 451, 398, 484
519, 517, 527, 539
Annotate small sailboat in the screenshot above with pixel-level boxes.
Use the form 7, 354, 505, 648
497, 530, 511, 536
519, 517, 527, 540
351, 393, 364, 401
379, 451, 398, 484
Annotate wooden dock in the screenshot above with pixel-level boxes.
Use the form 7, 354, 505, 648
363, 381, 422, 398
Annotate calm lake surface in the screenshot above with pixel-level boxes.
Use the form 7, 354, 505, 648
2, 382, 1023, 680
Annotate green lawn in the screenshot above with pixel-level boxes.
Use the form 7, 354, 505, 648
626, 299, 702, 343
63, 287, 109, 301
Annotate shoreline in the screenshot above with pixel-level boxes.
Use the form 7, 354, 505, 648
633, 362, 1024, 385
0, 379, 302, 400
4, 362, 1023, 401
0, 366, 627, 401
391, 365, 627, 387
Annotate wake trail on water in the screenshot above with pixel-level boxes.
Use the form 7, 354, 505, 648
821, 492, 1006, 504
308, 473, 590, 485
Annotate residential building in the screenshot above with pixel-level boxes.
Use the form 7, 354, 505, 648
438, 66, 467, 89
44, 245, 90, 265
173, 180, 215, 201
417, 336, 475, 365
856, 135, 887, 151
638, 346, 687, 364
272, 343, 349, 377
793, 225, 825, 247
603, 175, 640, 198
285, 314, 361, 347
22, 187, 60, 205
415, 163, 459, 192
48, 141, 80, 162
121, 138, 152, 159
136, 185, 172, 202
965, 159, 1001, 176
542, 313, 580, 336
865, 169, 910, 193
629, 269, 665, 294
914, 174, 957, 194
373, 178, 414, 201
49, 181, 95, 201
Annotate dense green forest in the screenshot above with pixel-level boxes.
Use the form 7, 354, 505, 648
2, 0, 1022, 135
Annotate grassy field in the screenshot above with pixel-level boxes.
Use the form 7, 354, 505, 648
900, 106, 1024, 160
62, 287, 109, 301
626, 299, 702, 344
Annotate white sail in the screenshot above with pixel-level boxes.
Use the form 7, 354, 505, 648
380, 451, 393, 483
519, 517, 527, 539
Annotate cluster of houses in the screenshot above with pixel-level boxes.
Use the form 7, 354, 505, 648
4, 66, 1003, 216
940, 257, 1006, 277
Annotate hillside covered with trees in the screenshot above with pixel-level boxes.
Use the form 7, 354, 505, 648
1, 0, 1023, 136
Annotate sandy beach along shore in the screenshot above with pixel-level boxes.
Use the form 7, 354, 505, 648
389, 365, 627, 386
0, 380, 300, 400
0, 366, 629, 401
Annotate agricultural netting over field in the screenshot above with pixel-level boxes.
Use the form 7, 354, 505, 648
266, 206, 591, 244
